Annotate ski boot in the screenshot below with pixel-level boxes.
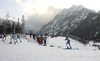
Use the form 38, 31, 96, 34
16, 40, 18, 43
14, 42, 16, 44
3, 40, 5, 43
20, 40, 22, 43
66, 47, 69, 49
9, 42, 12, 44
69, 47, 72, 49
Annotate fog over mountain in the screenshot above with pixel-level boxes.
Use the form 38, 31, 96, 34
39, 5, 100, 40
25, 5, 62, 33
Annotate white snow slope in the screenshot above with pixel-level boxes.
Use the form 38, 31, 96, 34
0, 35, 100, 61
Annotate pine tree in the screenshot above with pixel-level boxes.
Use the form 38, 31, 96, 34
12, 21, 16, 34
6, 23, 12, 34
6, 12, 10, 24
21, 15, 25, 33
16, 18, 20, 33
5, 12, 10, 33
2, 21, 7, 33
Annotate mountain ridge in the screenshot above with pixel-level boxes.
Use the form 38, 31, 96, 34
39, 5, 100, 40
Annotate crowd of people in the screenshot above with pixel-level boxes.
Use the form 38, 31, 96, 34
30, 33, 47, 46
0, 33, 72, 48
0, 33, 48, 46
30, 33, 72, 48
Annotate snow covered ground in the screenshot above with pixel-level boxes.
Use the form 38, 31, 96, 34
0, 35, 100, 61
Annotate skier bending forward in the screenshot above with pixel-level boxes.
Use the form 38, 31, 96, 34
9, 34, 16, 44
65, 35, 72, 49
16, 34, 22, 43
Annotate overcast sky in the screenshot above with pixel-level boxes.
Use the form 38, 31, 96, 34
0, 0, 100, 33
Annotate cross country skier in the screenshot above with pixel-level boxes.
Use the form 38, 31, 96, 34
9, 34, 16, 44
65, 34, 72, 49
16, 34, 22, 43
2, 33, 6, 42
0, 33, 4, 42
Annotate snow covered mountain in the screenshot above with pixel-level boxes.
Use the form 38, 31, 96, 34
39, 5, 100, 40
70, 12, 100, 40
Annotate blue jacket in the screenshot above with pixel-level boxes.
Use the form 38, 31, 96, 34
66, 35, 69, 40
17, 34, 20, 38
44, 37, 47, 41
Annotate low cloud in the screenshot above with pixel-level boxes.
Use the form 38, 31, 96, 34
25, 5, 62, 33
14, 0, 62, 33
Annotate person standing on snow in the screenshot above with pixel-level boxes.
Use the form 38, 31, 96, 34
33, 34, 36, 40
37, 35, 42, 44
9, 34, 16, 44
16, 34, 22, 43
41, 35, 43, 44
65, 34, 72, 49
30, 33, 32, 38
43, 36, 47, 45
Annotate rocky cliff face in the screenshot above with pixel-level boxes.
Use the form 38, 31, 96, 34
70, 12, 100, 40
39, 5, 100, 40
